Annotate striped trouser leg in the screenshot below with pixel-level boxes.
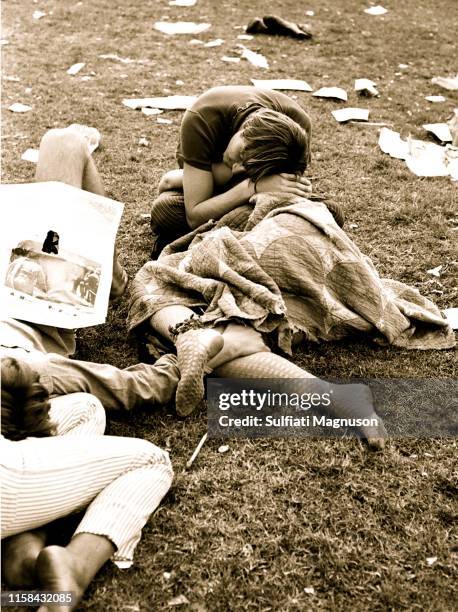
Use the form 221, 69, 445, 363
49, 392, 106, 436
1, 435, 173, 565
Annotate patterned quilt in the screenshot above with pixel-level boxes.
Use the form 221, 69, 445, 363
128, 194, 455, 353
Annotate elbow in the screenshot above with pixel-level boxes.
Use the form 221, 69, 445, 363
186, 210, 200, 230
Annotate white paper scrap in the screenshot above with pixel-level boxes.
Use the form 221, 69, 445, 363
141, 107, 163, 116
306, 11, 315, 16
239, 46, 269, 69
123, 95, 197, 110
221, 56, 240, 63
218, 445, 229, 453
157, 118, 173, 124
138, 137, 149, 146
169, 0, 197, 5
32, 10, 46, 20
427, 265, 442, 277
431, 74, 458, 91
237, 34, 253, 40
67, 62, 85, 75
153, 21, 210, 35
443, 308, 458, 329
251, 78, 312, 92
21, 148, 39, 163
332, 108, 369, 123
99, 53, 135, 64
355, 78, 379, 96
304, 587, 315, 595
8, 103, 32, 113
204, 38, 224, 47
423, 123, 452, 143
313, 86, 347, 101
425, 95, 446, 103
364, 6, 388, 15
189, 39, 204, 45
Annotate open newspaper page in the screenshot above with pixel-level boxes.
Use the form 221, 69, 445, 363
0, 181, 124, 328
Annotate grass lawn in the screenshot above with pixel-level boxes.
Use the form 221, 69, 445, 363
2, 0, 457, 610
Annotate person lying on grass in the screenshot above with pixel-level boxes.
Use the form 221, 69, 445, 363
149, 85, 323, 258
1, 127, 182, 611
1, 358, 173, 612
129, 192, 454, 443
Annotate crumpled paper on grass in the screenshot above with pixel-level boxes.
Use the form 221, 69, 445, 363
355, 78, 379, 96
251, 78, 312, 91
332, 108, 369, 123
313, 86, 347, 101
239, 46, 269, 69
431, 74, 458, 91
378, 127, 458, 179
364, 6, 388, 15
123, 95, 197, 110
9, 103, 32, 113
422, 123, 452, 143
67, 62, 85, 75
153, 21, 210, 35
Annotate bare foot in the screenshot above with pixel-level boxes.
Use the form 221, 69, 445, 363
175, 329, 224, 416
2, 530, 46, 587
36, 546, 84, 612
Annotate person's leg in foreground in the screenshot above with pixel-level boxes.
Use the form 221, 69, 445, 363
147, 307, 386, 448
1, 392, 173, 610
35, 128, 127, 297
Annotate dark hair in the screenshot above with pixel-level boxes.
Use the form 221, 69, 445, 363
240, 108, 309, 182
1, 357, 55, 441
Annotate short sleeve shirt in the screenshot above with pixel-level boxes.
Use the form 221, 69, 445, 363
177, 86, 312, 171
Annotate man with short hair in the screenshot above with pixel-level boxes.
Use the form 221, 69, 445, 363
150, 85, 314, 257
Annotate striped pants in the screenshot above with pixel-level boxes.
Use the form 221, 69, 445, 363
1, 393, 173, 567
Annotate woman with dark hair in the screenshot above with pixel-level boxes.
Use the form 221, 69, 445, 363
149, 86, 315, 257
1, 356, 173, 612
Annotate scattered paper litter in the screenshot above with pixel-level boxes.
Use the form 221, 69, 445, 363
204, 38, 224, 47
142, 107, 163, 116
0, 39, 9, 45
218, 445, 230, 453
443, 308, 458, 330
8, 103, 32, 113
239, 45, 269, 69
313, 86, 347, 101
168, 595, 190, 606
423, 123, 452, 143
251, 78, 312, 92
221, 56, 240, 63
189, 38, 204, 45
398, 63, 409, 69
306, 10, 315, 16
157, 117, 173, 124
32, 10, 46, 20
237, 34, 253, 40
169, 0, 197, 5
123, 95, 197, 110
332, 108, 369, 123
138, 137, 149, 146
378, 127, 458, 179
99, 53, 135, 64
355, 78, 379, 96
426, 265, 443, 277
425, 95, 446, 103
304, 587, 315, 595
21, 148, 39, 163
426, 556, 438, 566
431, 74, 458, 91
67, 62, 85, 75
163, 571, 172, 580
4, 76, 21, 82
364, 5, 388, 15
153, 21, 210, 35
